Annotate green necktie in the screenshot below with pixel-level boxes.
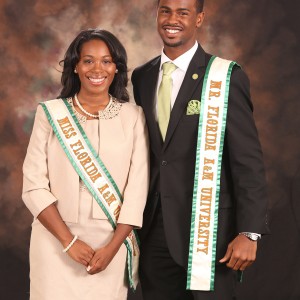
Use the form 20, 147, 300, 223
157, 62, 177, 140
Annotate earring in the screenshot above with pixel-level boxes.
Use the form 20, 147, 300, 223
115, 69, 118, 74
74, 69, 77, 73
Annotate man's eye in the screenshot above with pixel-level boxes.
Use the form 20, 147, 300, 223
178, 12, 188, 16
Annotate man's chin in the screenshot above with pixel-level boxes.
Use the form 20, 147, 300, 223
162, 39, 183, 48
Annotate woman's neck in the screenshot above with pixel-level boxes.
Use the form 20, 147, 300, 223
77, 92, 110, 109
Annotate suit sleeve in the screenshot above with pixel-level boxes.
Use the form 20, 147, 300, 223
131, 69, 142, 106
117, 106, 150, 228
226, 66, 268, 234
22, 105, 58, 218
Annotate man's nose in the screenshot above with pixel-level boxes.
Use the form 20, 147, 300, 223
168, 12, 179, 24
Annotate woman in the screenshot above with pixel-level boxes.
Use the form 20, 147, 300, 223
22, 29, 149, 300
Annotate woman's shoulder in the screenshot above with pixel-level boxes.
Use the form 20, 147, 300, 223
38, 98, 65, 113
35, 98, 67, 123
116, 100, 144, 125
40, 98, 64, 105
119, 100, 142, 113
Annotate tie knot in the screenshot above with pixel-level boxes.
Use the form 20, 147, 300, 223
162, 62, 177, 76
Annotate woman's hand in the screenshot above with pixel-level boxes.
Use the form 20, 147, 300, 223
86, 223, 134, 275
86, 245, 116, 274
66, 239, 95, 267
36, 204, 95, 267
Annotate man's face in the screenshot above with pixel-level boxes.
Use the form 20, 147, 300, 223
157, 0, 204, 52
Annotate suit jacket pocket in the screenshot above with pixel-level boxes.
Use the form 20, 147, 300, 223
181, 114, 199, 123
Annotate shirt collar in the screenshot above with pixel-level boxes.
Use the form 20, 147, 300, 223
160, 41, 198, 72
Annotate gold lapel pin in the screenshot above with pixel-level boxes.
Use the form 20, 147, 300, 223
192, 73, 199, 80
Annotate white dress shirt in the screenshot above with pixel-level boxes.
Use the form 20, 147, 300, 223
154, 41, 198, 119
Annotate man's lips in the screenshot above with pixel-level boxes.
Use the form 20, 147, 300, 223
166, 28, 180, 34
162, 25, 183, 36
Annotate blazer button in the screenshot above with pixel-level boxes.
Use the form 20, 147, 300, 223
161, 160, 168, 166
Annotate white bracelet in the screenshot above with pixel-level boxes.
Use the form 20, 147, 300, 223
62, 235, 78, 253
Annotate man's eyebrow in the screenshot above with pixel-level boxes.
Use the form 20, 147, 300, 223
177, 8, 191, 11
159, 5, 171, 9
159, 6, 191, 12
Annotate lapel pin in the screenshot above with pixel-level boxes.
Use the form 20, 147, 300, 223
192, 73, 199, 80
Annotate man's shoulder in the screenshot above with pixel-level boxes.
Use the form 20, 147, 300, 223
204, 52, 245, 79
133, 55, 161, 74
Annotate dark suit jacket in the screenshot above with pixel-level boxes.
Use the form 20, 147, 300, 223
131, 44, 268, 268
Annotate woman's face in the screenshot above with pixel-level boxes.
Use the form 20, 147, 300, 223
75, 39, 117, 97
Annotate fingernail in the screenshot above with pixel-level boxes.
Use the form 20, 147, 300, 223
86, 265, 91, 272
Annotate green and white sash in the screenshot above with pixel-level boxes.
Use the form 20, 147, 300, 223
40, 99, 140, 290
187, 56, 236, 291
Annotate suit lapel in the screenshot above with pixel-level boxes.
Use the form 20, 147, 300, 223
141, 57, 163, 157
163, 45, 207, 151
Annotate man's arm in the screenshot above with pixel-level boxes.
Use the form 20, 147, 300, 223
220, 66, 268, 271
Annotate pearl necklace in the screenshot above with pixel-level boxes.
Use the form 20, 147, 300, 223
74, 94, 111, 119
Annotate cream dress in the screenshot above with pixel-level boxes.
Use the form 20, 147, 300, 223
29, 98, 129, 300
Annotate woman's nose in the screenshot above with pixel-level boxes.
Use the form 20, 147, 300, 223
92, 60, 102, 72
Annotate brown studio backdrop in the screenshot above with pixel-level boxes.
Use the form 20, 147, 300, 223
0, 0, 299, 299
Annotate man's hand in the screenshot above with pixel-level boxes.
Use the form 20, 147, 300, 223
219, 234, 257, 271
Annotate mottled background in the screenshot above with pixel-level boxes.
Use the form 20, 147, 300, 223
0, 0, 299, 299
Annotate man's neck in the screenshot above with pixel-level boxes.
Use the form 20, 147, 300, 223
163, 40, 197, 60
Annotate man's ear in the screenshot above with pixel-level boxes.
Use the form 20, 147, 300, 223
196, 12, 205, 28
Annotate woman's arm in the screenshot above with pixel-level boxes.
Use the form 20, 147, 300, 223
38, 203, 95, 266
23, 105, 94, 266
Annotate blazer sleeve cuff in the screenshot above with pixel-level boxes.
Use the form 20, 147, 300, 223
117, 205, 143, 229
22, 189, 58, 218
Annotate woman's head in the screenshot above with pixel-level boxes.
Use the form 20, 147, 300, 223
58, 29, 129, 101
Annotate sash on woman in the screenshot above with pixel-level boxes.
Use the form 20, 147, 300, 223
40, 99, 140, 290
187, 56, 237, 291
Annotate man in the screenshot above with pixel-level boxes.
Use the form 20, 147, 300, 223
131, 0, 268, 299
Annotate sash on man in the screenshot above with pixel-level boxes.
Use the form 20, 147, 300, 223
187, 56, 237, 291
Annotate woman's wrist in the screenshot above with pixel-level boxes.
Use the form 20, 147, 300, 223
62, 235, 78, 253
107, 225, 134, 253
105, 239, 121, 255
60, 232, 75, 247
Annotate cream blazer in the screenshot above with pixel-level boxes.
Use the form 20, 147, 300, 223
22, 100, 149, 228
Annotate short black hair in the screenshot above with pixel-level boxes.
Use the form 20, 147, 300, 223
157, 0, 204, 13
58, 28, 129, 101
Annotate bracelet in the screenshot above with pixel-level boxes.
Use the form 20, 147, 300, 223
62, 235, 78, 253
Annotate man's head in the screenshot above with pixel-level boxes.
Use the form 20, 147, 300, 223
156, 0, 205, 58
157, 0, 204, 13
